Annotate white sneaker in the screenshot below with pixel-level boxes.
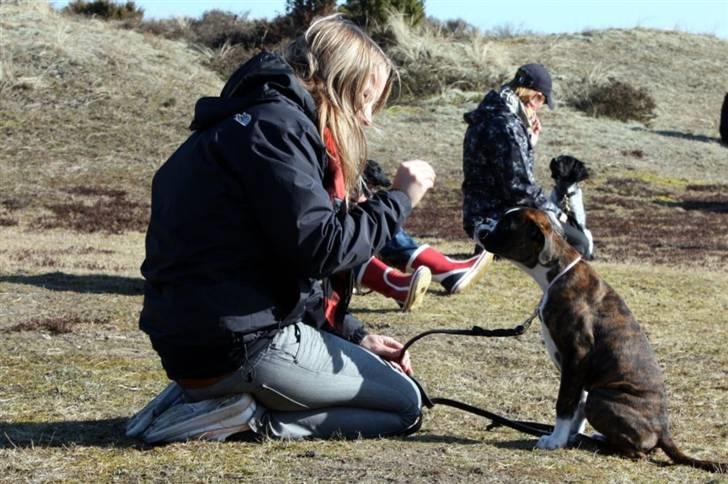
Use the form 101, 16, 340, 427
142, 393, 257, 443
126, 382, 184, 438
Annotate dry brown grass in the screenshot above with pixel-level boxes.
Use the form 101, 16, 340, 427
1, 3, 727, 482
1, 234, 726, 482
0, 1, 222, 217
385, 14, 512, 99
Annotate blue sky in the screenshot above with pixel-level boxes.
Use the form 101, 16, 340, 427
51, 0, 728, 39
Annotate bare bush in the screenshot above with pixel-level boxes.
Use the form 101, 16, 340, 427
484, 23, 535, 38
568, 78, 656, 124
342, 0, 426, 30
132, 10, 294, 79
384, 14, 510, 100
200, 42, 260, 79
63, 0, 144, 22
131, 16, 191, 40
190, 10, 262, 49
425, 17, 480, 40
286, 0, 337, 32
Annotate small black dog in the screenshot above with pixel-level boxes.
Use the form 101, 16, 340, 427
549, 155, 590, 205
363, 159, 392, 189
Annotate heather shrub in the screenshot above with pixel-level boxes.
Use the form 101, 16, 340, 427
133, 10, 294, 79
569, 78, 657, 124
133, 16, 191, 40
341, 0, 426, 30
384, 14, 509, 101
425, 17, 480, 40
63, 0, 143, 22
286, 0, 338, 32
189, 10, 270, 49
202, 43, 259, 80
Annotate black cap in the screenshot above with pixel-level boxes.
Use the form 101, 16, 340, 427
513, 63, 554, 109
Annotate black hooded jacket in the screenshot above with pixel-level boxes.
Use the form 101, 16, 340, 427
140, 52, 411, 379
462, 87, 559, 238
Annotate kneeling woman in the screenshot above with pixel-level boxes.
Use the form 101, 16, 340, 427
136, 15, 435, 440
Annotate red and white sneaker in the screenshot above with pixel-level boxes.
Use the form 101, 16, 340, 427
406, 245, 493, 295
357, 257, 432, 312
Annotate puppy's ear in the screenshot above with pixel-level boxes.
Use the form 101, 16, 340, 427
534, 220, 556, 265
549, 157, 562, 181
538, 232, 555, 265
570, 157, 590, 183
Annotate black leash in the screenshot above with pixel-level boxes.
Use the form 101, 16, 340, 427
401, 308, 538, 355
404, 310, 606, 447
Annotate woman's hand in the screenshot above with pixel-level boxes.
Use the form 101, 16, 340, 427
530, 114, 542, 146
391, 160, 435, 208
360, 334, 413, 375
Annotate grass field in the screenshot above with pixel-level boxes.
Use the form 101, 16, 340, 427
1, 2, 727, 482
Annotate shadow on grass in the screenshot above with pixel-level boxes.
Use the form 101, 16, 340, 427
654, 199, 728, 213
486, 437, 537, 450
0, 418, 139, 449
488, 436, 611, 455
0, 272, 144, 295
631, 127, 721, 144
406, 433, 482, 445
350, 307, 402, 315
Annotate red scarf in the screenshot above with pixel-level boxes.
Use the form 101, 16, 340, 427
323, 128, 347, 201
322, 128, 348, 327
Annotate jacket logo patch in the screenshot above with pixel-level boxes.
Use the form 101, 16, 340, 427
234, 112, 252, 127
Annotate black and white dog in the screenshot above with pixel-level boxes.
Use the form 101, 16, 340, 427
549, 155, 590, 229
547, 155, 594, 259
481, 207, 726, 473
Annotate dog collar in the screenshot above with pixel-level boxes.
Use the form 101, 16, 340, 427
538, 255, 582, 320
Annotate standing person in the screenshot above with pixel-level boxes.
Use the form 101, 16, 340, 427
128, 15, 435, 443
461, 64, 593, 258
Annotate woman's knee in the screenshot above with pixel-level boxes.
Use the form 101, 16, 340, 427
392, 373, 424, 426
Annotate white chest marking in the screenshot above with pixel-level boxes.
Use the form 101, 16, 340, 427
518, 257, 581, 372
540, 319, 561, 370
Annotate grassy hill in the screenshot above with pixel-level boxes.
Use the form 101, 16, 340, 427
1, 2, 727, 482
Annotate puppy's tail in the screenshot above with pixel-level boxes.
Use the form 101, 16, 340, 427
659, 433, 727, 473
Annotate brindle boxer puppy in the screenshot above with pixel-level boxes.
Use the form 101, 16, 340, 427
481, 207, 726, 473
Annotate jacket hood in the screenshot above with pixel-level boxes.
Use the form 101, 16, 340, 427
463, 88, 509, 125
190, 51, 317, 130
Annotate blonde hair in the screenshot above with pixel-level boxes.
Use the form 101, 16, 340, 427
285, 14, 394, 194
512, 86, 542, 120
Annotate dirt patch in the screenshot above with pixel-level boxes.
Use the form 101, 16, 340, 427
0, 217, 19, 226
601, 177, 672, 198
2, 198, 29, 211
3, 315, 110, 335
590, 181, 728, 265
404, 178, 728, 267
621, 149, 645, 159
7, 246, 119, 270
32, 186, 150, 234
402, 184, 464, 239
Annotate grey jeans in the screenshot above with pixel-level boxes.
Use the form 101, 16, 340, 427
185, 322, 423, 439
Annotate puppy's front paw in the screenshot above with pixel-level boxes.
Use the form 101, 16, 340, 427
536, 433, 567, 450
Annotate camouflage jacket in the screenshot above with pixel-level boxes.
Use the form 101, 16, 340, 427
461, 86, 560, 238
